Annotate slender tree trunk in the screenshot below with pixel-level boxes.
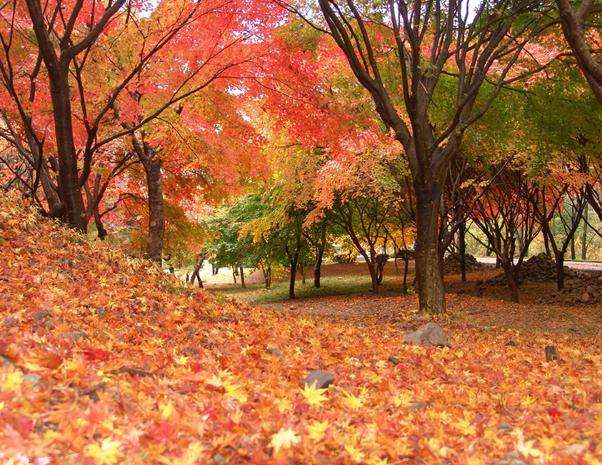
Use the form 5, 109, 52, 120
543, 230, 551, 257
570, 235, 576, 260
314, 225, 327, 288
93, 205, 107, 240
232, 267, 237, 284
458, 220, 467, 282
142, 156, 164, 263
402, 254, 409, 294
239, 266, 245, 288
289, 255, 298, 299
414, 187, 445, 313
555, 254, 565, 290
581, 204, 588, 260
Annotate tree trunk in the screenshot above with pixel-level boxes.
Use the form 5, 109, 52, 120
581, 204, 588, 260
263, 266, 272, 289
239, 266, 245, 288
313, 224, 327, 288
570, 235, 576, 260
414, 187, 445, 313
289, 256, 298, 299
142, 156, 164, 264
502, 263, 520, 303
47, 66, 87, 231
402, 254, 409, 294
555, 254, 565, 291
367, 259, 380, 294
458, 220, 467, 282
93, 205, 107, 240
543, 230, 551, 257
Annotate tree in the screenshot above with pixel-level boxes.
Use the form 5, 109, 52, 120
299, 0, 555, 313
555, 0, 602, 103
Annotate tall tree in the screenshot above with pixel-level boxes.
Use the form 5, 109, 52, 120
305, 0, 553, 312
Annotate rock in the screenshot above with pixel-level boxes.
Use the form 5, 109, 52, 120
498, 422, 512, 432
24, 373, 41, 387
388, 355, 399, 365
96, 307, 107, 318
403, 323, 450, 347
62, 330, 88, 341
505, 340, 517, 347
579, 292, 591, 303
545, 345, 560, 362
212, 454, 227, 465
33, 309, 52, 321
409, 401, 426, 410
496, 451, 527, 465
265, 345, 282, 358
304, 369, 334, 389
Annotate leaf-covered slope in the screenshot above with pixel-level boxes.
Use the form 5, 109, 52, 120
0, 194, 601, 465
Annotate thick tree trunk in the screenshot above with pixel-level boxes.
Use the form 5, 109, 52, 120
47, 67, 87, 231
240, 266, 245, 288
502, 263, 520, 303
142, 156, 164, 263
414, 187, 445, 313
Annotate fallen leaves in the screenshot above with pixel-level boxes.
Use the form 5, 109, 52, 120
0, 195, 601, 464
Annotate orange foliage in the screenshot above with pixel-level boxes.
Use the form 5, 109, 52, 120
0, 194, 600, 464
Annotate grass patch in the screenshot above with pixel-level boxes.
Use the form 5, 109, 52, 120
209, 273, 413, 304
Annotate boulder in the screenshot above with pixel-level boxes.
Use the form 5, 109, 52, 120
304, 369, 334, 389
62, 330, 88, 341
403, 322, 450, 347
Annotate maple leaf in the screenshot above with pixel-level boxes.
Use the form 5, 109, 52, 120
344, 444, 365, 463
84, 438, 123, 465
300, 383, 329, 407
159, 400, 175, 419
307, 420, 329, 441
341, 388, 367, 410
270, 428, 300, 453
1, 368, 23, 391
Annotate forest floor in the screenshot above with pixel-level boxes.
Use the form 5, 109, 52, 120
1, 195, 601, 465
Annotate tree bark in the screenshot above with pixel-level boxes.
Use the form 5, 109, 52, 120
458, 220, 467, 282
555, 254, 565, 290
142, 156, 164, 263
414, 186, 445, 313
581, 203, 588, 260
239, 266, 245, 288
502, 263, 520, 303
556, 0, 602, 103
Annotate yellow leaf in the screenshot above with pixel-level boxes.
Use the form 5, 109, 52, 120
345, 444, 364, 463
84, 438, 123, 465
159, 400, 174, 419
2, 368, 23, 391
307, 420, 329, 441
274, 397, 292, 413
342, 388, 366, 410
300, 383, 329, 407
453, 418, 476, 436
270, 428, 300, 453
